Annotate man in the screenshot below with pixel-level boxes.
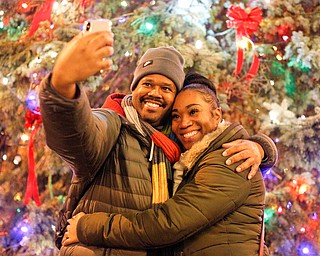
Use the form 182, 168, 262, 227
39, 31, 277, 255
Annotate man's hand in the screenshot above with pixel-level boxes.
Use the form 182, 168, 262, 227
62, 212, 86, 246
52, 31, 114, 98
222, 139, 264, 179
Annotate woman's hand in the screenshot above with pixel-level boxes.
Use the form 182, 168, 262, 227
62, 212, 86, 246
222, 139, 264, 179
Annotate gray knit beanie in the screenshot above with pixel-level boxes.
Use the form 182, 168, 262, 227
130, 46, 185, 92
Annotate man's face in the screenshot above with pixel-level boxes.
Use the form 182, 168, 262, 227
132, 74, 177, 127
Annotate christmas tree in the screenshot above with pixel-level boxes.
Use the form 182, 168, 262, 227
0, 0, 319, 255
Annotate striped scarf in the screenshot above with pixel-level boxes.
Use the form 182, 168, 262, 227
103, 93, 180, 204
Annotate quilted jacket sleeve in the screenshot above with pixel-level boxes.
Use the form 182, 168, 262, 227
76, 151, 252, 248
250, 133, 278, 175
39, 73, 121, 179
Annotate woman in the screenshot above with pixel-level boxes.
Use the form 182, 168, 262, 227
63, 73, 268, 256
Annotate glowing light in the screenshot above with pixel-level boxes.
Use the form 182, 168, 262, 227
21, 133, 29, 142
302, 247, 310, 254
124, 51, 131, 57
2, 154, 7, 160
274, 138, 280, 143
118, 16, 127, 23
270, 80, 275, 86
14, 193, 22, 201
276, 54, 283, 61
269, 110, 279, 123
195, 40, 203, 49
120, 1, 128, 7
50, 24, 55, 29
53, 2, 59, 10
238, 38, 249, 49
50, 51, 58, 58
309, 212, 318, 220
282, 35, 289, 41
300, 227, 306, 233
0, 10, 4, 16
292, 179, 297, 185
264, 208, 276, 222
272, 46, 277, 51
298, 184, 307, 194
145, 22, 154, 31
20, 226, 29, 233
13, 155, 22, 165
21, 3, 28, 9
277, 206, 283, 214
2, 77, 9, 85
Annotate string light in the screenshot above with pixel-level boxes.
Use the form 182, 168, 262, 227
277, 206, 284, 214
195, 40, 203, 49
21, 2, 28, 9
298, 184, 308, 194
276, 54, 283, 61
13, 155, 22, 165
282, 35, 289, 41
120, 1, 128, 7
21, 133, 29, 142
2, 77, 9, 85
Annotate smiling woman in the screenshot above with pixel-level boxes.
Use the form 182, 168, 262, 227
171, 84, 222, 150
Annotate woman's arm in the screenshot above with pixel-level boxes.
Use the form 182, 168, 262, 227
64, 157, 251, 248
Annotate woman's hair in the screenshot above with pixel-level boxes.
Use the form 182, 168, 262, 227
181, 72, 220, 110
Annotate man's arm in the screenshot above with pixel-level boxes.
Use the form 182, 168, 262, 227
51, 31, 114, 99
222, 134, 278, 179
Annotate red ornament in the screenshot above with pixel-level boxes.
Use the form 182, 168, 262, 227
226, 5, 263, 80
27, 0, 55, 37
23, 108, 42, 206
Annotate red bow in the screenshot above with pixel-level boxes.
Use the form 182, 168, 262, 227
24, 109, 42, 206
226, 6, 263, 80
28, 0, 55, 37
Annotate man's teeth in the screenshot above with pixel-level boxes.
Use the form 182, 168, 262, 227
146, 102, 160, 107
183, 131, 198, 138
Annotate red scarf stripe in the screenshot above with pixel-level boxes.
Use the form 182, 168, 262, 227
150, 131, 180, 163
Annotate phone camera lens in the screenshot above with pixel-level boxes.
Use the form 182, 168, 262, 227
85, 22, 91, 31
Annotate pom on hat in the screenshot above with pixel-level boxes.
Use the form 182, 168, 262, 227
130, 46, 185, 92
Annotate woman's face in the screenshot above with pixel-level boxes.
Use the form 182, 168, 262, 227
171, 90, 222, 150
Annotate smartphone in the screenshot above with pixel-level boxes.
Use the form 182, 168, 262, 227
82, 19, 112, 33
